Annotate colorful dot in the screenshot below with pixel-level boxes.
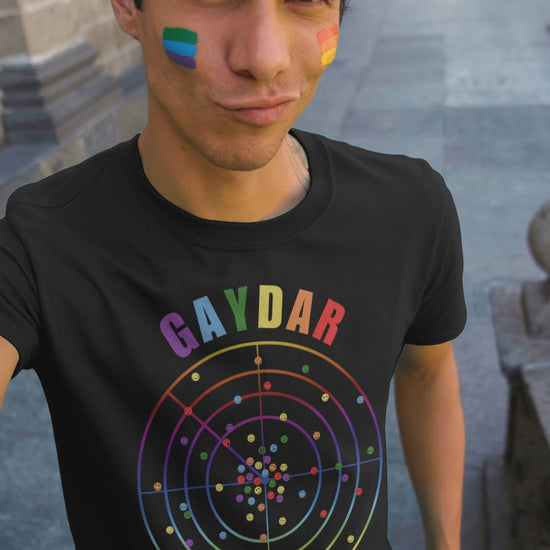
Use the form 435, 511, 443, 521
267, 491, 275, 500
310, 467, 318, 475
154, 482, 162, 491
321, 393, 330, 402
179, 503, 188, 511
234, 395, 242, 404
247, 457, 254, 465
166, 526, 174, 535
276, 494, 284, 503
185, 539, 193, 547
248, 497, 256, 505
262, 469, 269, 477
302, 365, 310, 374
215, 483, 223, 492
238, 465, 245, 473
254, 477, 262, 486
219, 532, 227, 540
335, 462, 343, 470
270, 444, 278, 452
282, 473, 290, 482
355, 488, 363, 496
263, 455, 271, 464
277, 486, 285, 494
236, 495, 244, 503
184, 407, 193, 416
200, 452, 208, 461
299, 490, 306, 498
255, 461, 262, 470
184, 511, 192, 519
357, 395, 365, 404
246, 472, 254, 481
274, 472, 282, 481
347, 535, 355, 543
367, 446, 374, 455
258, 503, 266, 512
191, 372, 200, 382
247, 434, 256, 443
279, 517, 287, 525
269, 480, 277, 488
246, 513, 254, 522
313, 431, 321, 440
244, 486, 252, 495
238, 475, 245, 484
180, 437, 189, 446
226, 423, 234, 432
258, 446, 266, 454
280, 435, 288, 444
263, 381, 271, 390
254, 486, 263, 495
254, 356, 262, 366
342, 474, 349, 482
279, 413, 288, 422
260, 533, 267, 541
269, 463, 277, 472
280, 463, 288, 472
223, 438, 231, 447
320, 509, 328, 518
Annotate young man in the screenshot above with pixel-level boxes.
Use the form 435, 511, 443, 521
0, 0, 466, 548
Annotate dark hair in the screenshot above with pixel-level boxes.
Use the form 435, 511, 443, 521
134, 0, 350, 22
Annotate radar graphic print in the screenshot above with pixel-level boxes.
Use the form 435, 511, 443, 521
138, 288, 383, 549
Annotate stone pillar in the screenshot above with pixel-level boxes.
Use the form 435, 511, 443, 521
488, 201, 550, 549
0, 0, 141, 145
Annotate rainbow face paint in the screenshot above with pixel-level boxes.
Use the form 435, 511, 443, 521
162, 27, 198, 69
318, 24, 339, 67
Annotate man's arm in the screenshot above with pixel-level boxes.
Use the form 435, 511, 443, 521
0, 335, 19, 409
394, 341, 465, 550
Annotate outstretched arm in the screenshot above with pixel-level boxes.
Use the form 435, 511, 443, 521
394, 341, 465, 550
0, 335, 19, 410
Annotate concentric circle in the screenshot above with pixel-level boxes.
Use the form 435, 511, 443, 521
138, 341, 383, 549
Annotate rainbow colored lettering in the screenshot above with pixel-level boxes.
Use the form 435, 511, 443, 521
318, 24, 339, 67
162, 27, 198, 69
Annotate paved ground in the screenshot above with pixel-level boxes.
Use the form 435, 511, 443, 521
1, 0, 550, 548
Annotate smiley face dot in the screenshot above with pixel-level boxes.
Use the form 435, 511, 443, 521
270, 444, 278, 452
255, 461, 262, 470
215, 483, 224, 493
223, 438, 231, 447
263, 381, 271, 390
355, 488, 363, 496
254, 356, 262, 366
299, 489, 306, 498
236, 495, 244, 503
313, 431, 321, 440
185, 539, 193, 547
342, 474, 349, 482
226, 423, 234, 433
247, 433, 256, 443
254, 486, 263, 495
321, 393, 330, 402
200, 451, 208, 461
277, 485, 285, 495
357, 395, 365, 405
279, 517, 287, 525
276, 494, 284, 503
179, 502, 188, 511
310, 466, 318, 475
180, 436, 189, 446
166, 526, 174, 535
248, 497, 256, 506
301, 365, 310, 374
191, 372, 200, 382
246, 513, 254, 522
260, 533, 267, 541
184, 407, 193, 416
154, 482, 162, 491
184, 511, 192, 519
269, 463, 277, 472
320, 509, 328, 518
367, 446, 374, 455
234, 395, 242, 404
280, 435, 288, 444
279, 413, 288, 422
335, 462, 343, 470
219, 531, 227, 540
238, 464, 246, 474
258, 503, 266, 512
244, 486, 252, 495
247, 457, 254, 466
347, 535, 355, 543
280, 463, 288, 472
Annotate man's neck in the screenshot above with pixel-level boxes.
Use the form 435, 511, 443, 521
138, 129, 310, 223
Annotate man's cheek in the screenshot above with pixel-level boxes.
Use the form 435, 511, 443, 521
317, 24, 339, 67
162, 27, 199, 69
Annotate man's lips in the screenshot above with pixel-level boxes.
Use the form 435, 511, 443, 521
216, 98, 297, 126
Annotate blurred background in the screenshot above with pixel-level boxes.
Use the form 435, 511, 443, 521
1, 0, 549, 548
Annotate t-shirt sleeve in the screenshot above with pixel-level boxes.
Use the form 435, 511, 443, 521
0, 216, 42, 375
403, 166, 467, 345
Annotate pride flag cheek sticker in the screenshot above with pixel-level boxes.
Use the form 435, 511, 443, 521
318, 24, 339, 67
162, 27, 198, 69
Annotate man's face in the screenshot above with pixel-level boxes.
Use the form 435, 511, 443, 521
132, 0, 340, 171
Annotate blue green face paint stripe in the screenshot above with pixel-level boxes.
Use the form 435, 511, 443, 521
162, 27, 198, 69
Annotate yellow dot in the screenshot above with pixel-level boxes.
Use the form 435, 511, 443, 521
280, 463, 288, 472
254, 486, 262, 495
215, 483, 223, 492
322, 393, 330, 402
246, 513, 254, 522
277, 486, 285, 494
255, 461, 263, 470
279, 413, 288, 422
191, 372, 200, 382
247, 433, 255, 443
166, 526, 174, 535
279, 517, 287, 525
347, 535, 355, 543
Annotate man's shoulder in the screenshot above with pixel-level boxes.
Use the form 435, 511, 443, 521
6, 138, 133, 215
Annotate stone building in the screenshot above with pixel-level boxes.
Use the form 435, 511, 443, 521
0, 0, 147, 209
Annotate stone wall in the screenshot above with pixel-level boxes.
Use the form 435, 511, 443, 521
0, 0, 142, 147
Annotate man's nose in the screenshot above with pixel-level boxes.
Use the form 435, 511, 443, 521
227, 4, 292, 82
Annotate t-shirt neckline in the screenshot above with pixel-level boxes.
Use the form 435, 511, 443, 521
119, 128, 332, 250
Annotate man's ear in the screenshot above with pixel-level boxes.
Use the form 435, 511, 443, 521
111, 0, 141, 39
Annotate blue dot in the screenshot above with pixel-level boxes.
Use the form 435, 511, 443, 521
262, 469, 269, 477
238, 464, 246, 474
219, 531, 227, 540
234, 395, 242, 404
248, 497, 255, 506
270, 444, 278, 452
299, 490, 306, 499
356, 395, 365, 404
179, 503, 188, 511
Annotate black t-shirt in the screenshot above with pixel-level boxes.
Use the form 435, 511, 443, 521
0, 130, 466, 549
